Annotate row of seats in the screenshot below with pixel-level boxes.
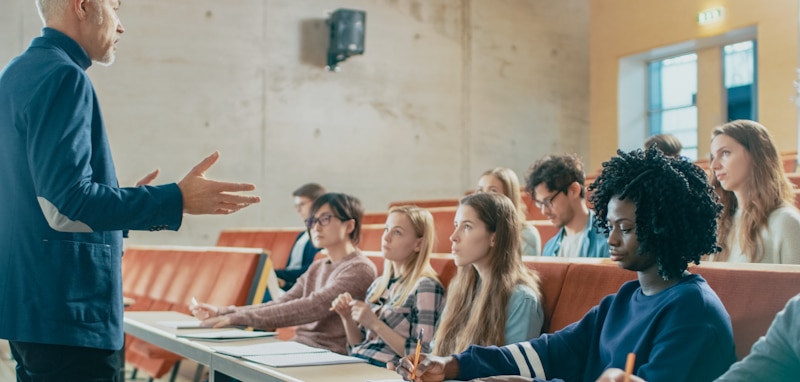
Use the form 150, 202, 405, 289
121, 246, 268, 381
204, 225, 800, 363
359, 251, 800, 361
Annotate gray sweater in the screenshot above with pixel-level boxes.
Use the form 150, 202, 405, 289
226, 250, 377, 354
716, 293, 800, 381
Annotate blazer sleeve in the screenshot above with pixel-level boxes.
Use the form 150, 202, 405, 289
27, 67, 182, 233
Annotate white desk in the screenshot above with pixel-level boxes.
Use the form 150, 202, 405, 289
124, 311, 400, 382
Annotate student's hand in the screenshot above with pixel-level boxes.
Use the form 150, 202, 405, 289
135, 169, 160, 187
595, 368, 647, 382
190, 302, 221, 320
396, 353, 456, 382
331, 292, 354, 317
349, 300, 379, 329
178, 151, 261, 215
201, 315, 232, 329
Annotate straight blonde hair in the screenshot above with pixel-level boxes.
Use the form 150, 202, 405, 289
433, 193, 541, 355
711, 120, 795, 262
367, 206, 439, 308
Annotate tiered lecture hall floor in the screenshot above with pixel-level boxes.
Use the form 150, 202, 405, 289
0, 340, 197, 382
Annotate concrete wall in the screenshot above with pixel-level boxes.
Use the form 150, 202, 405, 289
1, 0, 589, 246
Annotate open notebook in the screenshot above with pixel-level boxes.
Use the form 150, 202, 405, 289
243, 352, 367, 367
176, 329, 276, 341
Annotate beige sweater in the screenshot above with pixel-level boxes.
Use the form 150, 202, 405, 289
226, 250, 377, 354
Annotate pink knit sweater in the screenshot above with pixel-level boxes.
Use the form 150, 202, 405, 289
225, 250, 377, 354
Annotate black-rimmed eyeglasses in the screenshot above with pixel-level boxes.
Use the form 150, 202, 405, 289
534, 190, 563, 210
305, 213, 345, 229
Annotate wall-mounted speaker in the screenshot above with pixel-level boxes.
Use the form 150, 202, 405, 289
326, 9, 366, 71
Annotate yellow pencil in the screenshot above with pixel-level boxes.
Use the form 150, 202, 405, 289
624, 352, 636, 382
410, 328, 423, 380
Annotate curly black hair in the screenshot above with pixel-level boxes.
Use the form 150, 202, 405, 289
588, 147, 721, 280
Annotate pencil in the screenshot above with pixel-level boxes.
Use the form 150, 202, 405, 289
410, 328, 424, 380
623, 352, 636, 382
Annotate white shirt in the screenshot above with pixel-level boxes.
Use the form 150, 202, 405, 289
557, 227, 586, 258
725, 205, 800, 264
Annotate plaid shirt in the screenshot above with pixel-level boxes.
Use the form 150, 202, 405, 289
350, 276, 445, 366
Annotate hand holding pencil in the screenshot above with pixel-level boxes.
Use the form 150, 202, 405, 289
595, 352, 645, 382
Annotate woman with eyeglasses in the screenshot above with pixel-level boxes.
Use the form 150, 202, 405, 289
330, 205, 445, 367
476, 167, 542, 256
432, 192, 544, 356
191, 192, 377, 356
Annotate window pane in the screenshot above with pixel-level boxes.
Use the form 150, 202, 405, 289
724, 41, 754, 88
655, 107, 698, 160
658, 53, 698, 109
724, 40, 756, 121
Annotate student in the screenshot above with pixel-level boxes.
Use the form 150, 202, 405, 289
396, 148, 736, 382
525, 154, 609, 258
272, 182, 326, 295
645, 133, 683, 157
709, 120, 800, 264
477, 167, 542, 256
191, 193, 377, 355
713, 292, 800, 381
433, 192, 544, 356
331, 206, 445, 367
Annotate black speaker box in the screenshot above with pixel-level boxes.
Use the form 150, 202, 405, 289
327, 9, 366, 69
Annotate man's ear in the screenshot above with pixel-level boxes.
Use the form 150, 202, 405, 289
73, 0, 90, 20
567, 181, 582, 198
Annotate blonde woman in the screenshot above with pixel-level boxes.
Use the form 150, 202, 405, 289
710, 120, 800, 264
477, 167, 542, 256
331, 206, 445, 367
433, 192, 543, 356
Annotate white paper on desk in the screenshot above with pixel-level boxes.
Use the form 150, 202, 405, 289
156, 320, 203, 329
177, 330, 276, 341
267, 265, 286, 299
243, 352, 367, 367
212, 341, 327, 357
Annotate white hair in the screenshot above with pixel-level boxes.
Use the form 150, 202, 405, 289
36, 0, 101, 24
36, 0, 68, 24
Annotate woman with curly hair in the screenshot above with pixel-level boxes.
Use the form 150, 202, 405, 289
709, 120, 800, 264
394, 148, 736, 382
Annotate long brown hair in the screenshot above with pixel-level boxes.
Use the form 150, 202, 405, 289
480, 167, 529, 228
368, 206, 439, 308
433, 193, 541, 355
711, 120, 794, 262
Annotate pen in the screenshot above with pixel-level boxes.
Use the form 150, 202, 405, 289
410, 328, 423, 380
191, 296, 199, 307
623, 352, 635, 382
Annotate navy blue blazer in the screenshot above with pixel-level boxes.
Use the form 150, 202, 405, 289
0, 28, 183, 350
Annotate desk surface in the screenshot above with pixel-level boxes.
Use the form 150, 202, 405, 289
124, 311, 400, 382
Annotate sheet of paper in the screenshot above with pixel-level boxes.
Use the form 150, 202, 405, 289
156, 320, 203, 329
212, 341, 327, 357
177, 329, 276, 341
243, 352, 367, 367
267, 265, 286, 299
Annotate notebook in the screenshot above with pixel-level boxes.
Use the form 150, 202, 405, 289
176, 329, 276, 341
243, 352, 367, 367
211, 341, 327, 357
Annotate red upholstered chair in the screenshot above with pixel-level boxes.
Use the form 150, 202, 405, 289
428, 207, 457, 254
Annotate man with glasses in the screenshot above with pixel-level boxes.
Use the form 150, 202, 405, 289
525, 154, 609, 258
268, 183, 327, 297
